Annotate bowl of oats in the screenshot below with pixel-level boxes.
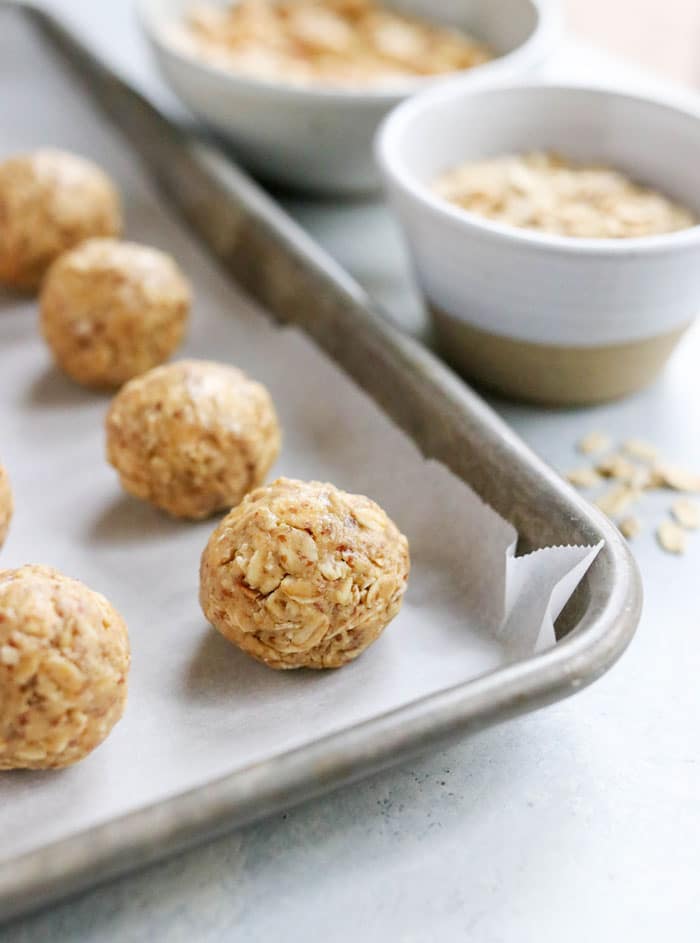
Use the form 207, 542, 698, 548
377, 82, 700, 405
138, 0, 560, 192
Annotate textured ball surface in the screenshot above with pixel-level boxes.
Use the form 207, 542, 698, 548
106, 359, 281, 519
0, 565, 130, 770
0, 150, 122, 291
0, 465, 12, 550
40, 238, 190, 388
199, 478, 410, 669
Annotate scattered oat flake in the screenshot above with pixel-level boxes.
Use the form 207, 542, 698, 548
652, 463, 700, 492
622, 438, 659, 463
578, 431, 612, 455
646, 467, 667, 490
596, 454, 639, 482
671, 498, 700, 530
631, 467, 654, 489
595, 485, 641, 517
566, 467, 601, 488
657, 520, 687, 554
618, 516, 641, 539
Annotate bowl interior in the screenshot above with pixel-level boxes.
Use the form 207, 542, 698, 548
384, 85, 700, 215
141, 0, 545, 78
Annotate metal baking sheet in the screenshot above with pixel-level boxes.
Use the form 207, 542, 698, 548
0, 3, 641, 923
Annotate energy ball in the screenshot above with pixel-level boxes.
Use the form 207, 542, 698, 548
0, 149, 122, 291
199, 478, 410, 669
40, 239, 191, 388
0, 464, 12, 549
106, 359, 281, 519
0, 565, 130, 770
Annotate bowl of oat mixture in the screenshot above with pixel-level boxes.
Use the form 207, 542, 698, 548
377, 82, 700, 405
138, 0, 560, 192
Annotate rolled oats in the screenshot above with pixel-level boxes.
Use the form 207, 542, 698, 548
622, 438, 659, 463
657, 520, 687, 555
595, 484, 641, 517
618, 516, 641, 539
577, 431, 612, 455
596, 454, 641, 483
434, 152, 695, 239
651, 462, 700, 493
671, 498, 700, 530
174, 0, 493, 89
565, 467, 601, 488
566, 433, 700, 551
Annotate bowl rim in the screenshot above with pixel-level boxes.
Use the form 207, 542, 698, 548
136, 0, 562, 105
376, 79, 700, 256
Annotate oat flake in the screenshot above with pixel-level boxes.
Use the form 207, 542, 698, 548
671, 498, 700, 530
596, 454, 640, 483
566, 467, 601, 488
618, 516, 641, 540
657, 520, 687, 554
653, 463, 700, 493
577, 431, 612, 456
622, 438, 659, 463
595, 485, 641, 517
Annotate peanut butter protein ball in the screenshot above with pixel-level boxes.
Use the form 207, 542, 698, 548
0, 464, 12, 549
0, 565, 130, 770
40, 239, 191, 388
200, 478, 410, 669
0, 149, 122, 291
106, 360, 281, 519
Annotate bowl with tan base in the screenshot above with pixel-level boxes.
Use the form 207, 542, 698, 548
377, 82, 700, 405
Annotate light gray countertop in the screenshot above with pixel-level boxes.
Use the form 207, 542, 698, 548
3, 3, 700, 940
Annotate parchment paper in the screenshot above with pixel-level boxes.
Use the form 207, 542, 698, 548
0, 14, 600, 862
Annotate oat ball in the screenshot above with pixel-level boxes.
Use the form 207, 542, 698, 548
0, 565, 130, 770
40, 239, 191, 388
199, 478, 410, 669
0, 149, 122, 291
0, 464, 12, 550
106, 359, 281, 519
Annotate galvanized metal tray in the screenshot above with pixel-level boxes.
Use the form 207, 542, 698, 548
0, 2, 641, 923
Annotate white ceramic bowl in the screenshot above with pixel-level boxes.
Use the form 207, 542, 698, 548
377, 81, 700, 404
137, 0, 561, 194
